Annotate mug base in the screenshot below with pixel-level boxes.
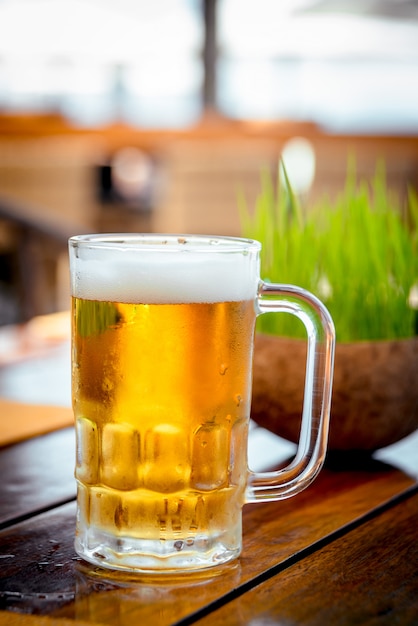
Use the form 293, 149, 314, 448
75, 526, 241, 574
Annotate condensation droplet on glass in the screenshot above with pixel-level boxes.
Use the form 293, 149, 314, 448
219, 363, 228, 375
235, 394, 242, 407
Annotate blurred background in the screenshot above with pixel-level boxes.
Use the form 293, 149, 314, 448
0, 0, 418, 326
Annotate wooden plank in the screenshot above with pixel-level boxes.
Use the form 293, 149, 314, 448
0, 400, 73, 447
0, 613, 91, 626
0, 457, 415, 624
0, 429, 75, 528
0, 503, 77, 615
238, 454, 417, 578
195, 488, 418, 626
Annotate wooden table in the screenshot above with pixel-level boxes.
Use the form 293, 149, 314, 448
0, 425, 417, 626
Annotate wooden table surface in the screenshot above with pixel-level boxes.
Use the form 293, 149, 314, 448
0, 424, 417, 626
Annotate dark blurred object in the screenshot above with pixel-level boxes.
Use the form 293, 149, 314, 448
96, 147, 160, 233
0, 195, 84, 325
0, 231, 20, 325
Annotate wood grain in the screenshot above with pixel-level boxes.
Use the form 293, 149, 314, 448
196, 489, 418, 626
0, 428, 75, 528
0, 399, 73, 448
0, 452, 414, 624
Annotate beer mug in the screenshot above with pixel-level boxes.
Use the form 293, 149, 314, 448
69, 234, 335, 573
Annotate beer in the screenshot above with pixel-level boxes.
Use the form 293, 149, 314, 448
70, 233, 335, 573
71, 238, 258, 571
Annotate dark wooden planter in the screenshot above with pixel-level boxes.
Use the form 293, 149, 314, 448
252, 334, 418, 451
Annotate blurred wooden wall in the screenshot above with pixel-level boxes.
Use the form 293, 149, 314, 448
0, 113, 417, 322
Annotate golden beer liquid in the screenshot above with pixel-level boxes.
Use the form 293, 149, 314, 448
72, 296, 256, 560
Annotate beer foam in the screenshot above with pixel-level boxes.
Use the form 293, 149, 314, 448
70, 237, 260, 304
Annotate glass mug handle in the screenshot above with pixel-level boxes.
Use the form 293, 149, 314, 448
246, 281, 336, 503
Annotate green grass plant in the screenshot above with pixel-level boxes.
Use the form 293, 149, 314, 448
239, 160, 418, 342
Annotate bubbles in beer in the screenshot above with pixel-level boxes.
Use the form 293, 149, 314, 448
143, 424, 190, 493
191, 423, 229, 491
75, 418, 98, 485
73, 296, 255, 553
101, 423, 140, 491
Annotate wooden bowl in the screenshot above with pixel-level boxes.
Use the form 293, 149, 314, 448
251, 334, 418, 451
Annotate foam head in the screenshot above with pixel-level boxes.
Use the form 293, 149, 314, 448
69, 234, 261, 304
